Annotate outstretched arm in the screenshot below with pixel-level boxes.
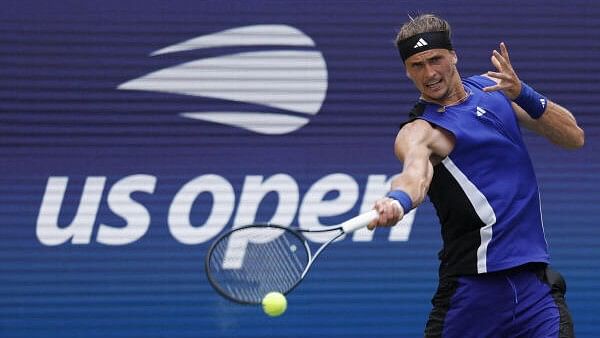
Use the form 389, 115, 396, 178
368, 119, 435, 229
483, 42, 585, 149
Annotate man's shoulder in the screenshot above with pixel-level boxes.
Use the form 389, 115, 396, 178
397, 119, 436, 152
400, 115, 434, 136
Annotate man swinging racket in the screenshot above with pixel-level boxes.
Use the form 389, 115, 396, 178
369, 14, 584, 337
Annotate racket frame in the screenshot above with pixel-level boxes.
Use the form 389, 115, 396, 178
204, 210, 379, 304
204, 223, 313, 304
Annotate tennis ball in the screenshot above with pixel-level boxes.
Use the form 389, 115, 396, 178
262, 292, 287, 317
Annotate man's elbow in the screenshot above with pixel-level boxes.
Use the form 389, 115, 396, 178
572, 127, 585, 149
564, 127, 585, 149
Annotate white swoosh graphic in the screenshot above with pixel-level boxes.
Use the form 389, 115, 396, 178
118, 50, 327, 114
118, 25, 328, 135
150, 25, 316, 56
181, 112, 309, 135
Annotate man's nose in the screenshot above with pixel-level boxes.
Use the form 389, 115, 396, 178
423, 63, 436, 79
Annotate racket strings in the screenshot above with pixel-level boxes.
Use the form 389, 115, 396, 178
207, 226, 309, 304
272, 234, 306, 279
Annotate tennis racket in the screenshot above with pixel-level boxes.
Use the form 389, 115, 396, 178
205, 210, 379, 304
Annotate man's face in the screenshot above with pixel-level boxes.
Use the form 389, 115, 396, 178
404, 49, 459, 103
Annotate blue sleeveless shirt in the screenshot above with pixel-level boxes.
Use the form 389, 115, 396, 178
408, 75, 549, 276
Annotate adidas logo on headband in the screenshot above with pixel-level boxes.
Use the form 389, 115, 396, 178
397, 31, 453, 62
413, 38, 428, 48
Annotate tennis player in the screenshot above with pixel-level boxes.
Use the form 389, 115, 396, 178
369, 14, 584, 337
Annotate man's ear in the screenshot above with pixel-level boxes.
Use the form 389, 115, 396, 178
405, 69, 413, 80
450, 51, 458, 65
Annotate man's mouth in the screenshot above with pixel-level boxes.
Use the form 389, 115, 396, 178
425, 79, 442, 88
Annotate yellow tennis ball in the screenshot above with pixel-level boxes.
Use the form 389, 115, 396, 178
262, 292, 287, 317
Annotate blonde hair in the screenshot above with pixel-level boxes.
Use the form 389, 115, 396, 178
396, 14, 451, 43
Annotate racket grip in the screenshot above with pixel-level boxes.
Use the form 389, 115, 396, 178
341, 209, 379, 234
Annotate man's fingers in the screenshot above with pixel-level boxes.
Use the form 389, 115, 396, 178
390, 199, 402, 220
486, 71, 511, 80
483, 84, 503, 92
486, 42, 520, 98
368, 198, 403, 230
492, 50, 508, 67
494, 48, 516, 74
500, 42, 511, 64
491, 54, 503, 71
367, 220, 377, 230
367, 205, 382, 230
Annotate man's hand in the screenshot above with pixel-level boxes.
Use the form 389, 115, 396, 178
367, 197, 404, 230
483, 42, 522, 100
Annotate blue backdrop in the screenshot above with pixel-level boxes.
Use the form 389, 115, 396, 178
1, 1, 598, 337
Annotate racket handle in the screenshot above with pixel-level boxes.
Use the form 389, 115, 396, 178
341, 209, 379, 234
